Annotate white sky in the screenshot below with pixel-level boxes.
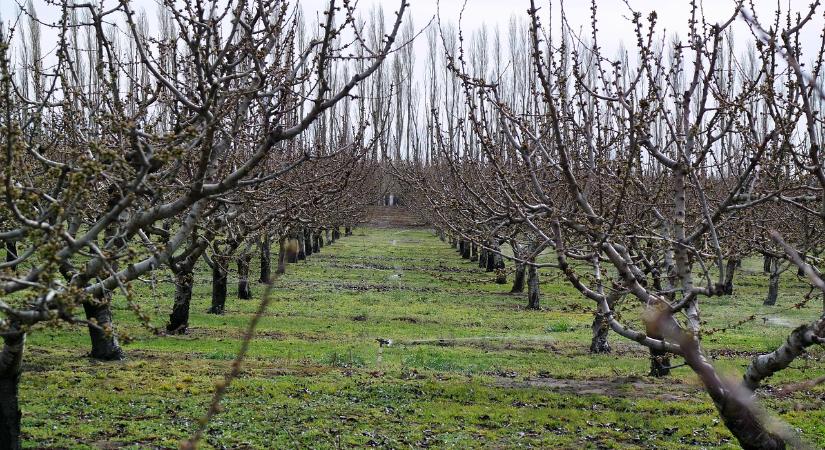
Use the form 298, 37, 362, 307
1, 0, 822, 81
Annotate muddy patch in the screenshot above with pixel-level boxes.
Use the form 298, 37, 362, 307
175, 327, 323, 342
492, 375, 701, 401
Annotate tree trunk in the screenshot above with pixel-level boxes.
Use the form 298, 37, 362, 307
479, 248, 487, 269
511, 263, 525, 293
259, 235, 272, 283
0, 333, 24, 450
276, 237, 287, 274
4, 240, 16, 269
461, 240, 471, 259
526, 264, 540, 309
325, 229, 331, 245
494, 252, 507, 284
486, 247, 496, 272
237, 255, 252, 299
764, 257, 779, 306
332, 227, 340, 242
84, 294, 125, 360
313, 232, 321, 253
287, 238, 298, 264
722, 257, 739, 295
208, 261, 228, 314
590, 311, 611, 353
304, 229, 313, 257
345, 226, 352, 236
648, 333, 671, 377
679, 338, 787, 449
470, 243, 478, 262
297, 232, 306, 260
167, 268, 194, 334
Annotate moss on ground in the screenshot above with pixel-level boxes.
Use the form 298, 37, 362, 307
19, 227, 825, 448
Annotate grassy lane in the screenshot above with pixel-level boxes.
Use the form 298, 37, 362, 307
20, 227, 825, 448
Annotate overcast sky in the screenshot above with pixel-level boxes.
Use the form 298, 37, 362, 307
1, 0, 822, 79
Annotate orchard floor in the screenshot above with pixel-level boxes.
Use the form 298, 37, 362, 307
20, 227, 825, 449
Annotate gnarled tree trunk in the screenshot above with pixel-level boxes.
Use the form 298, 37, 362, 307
167, 268, 194, 334
0, 333, 24, 450
493, 249, 507, 284
297, 232, 306, 260
511, 263, 525, 293
526, 264, 540, 309
590, 311, 611, 353
648, 336, 671, 377
722, 257, 740, 295
276, 237, 287, 274
259, 235, 272, 283
764, 256, 780, 306
208, 260, 228, 314
304, 229, 313, 257
237, 254, 252, 299
461, 240, 471, 259
677, 335, 787, 450
84, 292, 124, 360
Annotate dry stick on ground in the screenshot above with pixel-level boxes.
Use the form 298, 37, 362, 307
181, 283, 275, 449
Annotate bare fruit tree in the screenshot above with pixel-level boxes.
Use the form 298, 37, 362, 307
0, 0, 408, 446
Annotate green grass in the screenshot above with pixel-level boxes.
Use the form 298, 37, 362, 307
17, 227, 825, 448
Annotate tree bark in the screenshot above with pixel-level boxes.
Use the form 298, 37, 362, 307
259, 235, 272, 283
479, 248, 487, 269
461, 240, 471, 259
485, 246, 496, 272
678, 336, 787, 449
304, 229, 313, 257
313, 232, 321, 253
287, 238, 299, 264
526, 264, 540, 309
590, 311, 611, 353
84, 293, 125, 360
237, 255, 252, 299
0, 333, 24, 450
493, 251, 507, 284
276, 237, 287, 274
511, 263, 525, 293
764, 257, 779, 306
167, 268, 194, 334
208, 261, 228, 314
722, 257, 740, 295
470, 243, 478, 261
345, 226, 352, 236
648, 337, 671, 377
